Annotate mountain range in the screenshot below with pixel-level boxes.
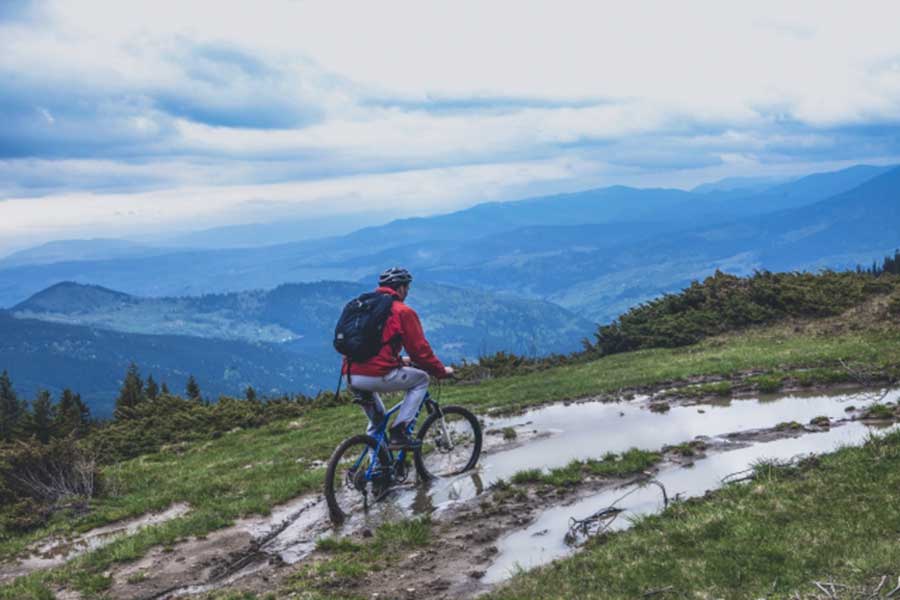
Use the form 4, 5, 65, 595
1, 162, 898, 413
0, 164, 891, 311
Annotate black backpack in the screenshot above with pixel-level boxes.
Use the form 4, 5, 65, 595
333, 292, 396, 362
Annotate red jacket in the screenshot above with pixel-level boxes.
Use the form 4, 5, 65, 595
342, 287, 447, 379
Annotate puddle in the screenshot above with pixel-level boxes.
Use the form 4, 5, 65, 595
483, 420, 897, 583
373, 388, 898, 516
0, 503, 191, 583
480, 388, 896, 484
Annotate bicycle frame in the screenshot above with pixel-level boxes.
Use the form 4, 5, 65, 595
351, 391, 439, 482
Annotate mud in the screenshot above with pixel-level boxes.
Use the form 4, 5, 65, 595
0, 503, 191, 584
181, 394, 884, 599
11, 386, 899, 599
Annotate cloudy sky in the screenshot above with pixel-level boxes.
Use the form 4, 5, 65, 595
2, 0, 900, 254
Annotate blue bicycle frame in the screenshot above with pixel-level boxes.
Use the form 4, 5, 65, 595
352, 391, 434, 483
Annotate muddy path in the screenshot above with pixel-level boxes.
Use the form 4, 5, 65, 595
0, 504, 191, 584
7, 386, 898, 599
104, 386, 900, 600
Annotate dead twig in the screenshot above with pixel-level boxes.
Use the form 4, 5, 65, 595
643, 586, 674, 597
871, 575, 888, 598
886, 576, 900, 598
813, 581, 834, 599
565, 478, 668, 545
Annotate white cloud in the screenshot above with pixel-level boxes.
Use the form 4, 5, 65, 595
2, 0, 900, 251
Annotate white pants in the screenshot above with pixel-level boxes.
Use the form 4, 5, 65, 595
347, 367, 430, 435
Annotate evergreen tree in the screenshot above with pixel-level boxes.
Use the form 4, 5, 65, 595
146, 375, 160, 401
75, 392, 91, 427
185, 375, 201, 402
30, 390, 54, 444
161, 382, 170, 395
114, 362, 145, 420
56, 388, 90, 437
0, 370, 22, 442
245, 386, 257, 402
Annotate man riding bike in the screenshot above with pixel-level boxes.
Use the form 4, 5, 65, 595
342, 267, 454, 450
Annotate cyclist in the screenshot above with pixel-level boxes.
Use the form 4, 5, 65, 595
343, 267, 454, 449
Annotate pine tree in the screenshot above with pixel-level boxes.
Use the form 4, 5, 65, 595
185, 375, 201, 402
146, 375, 160, 401
245, 386, 257, 402
71, 391, 90, 434
30, 390, 54, 444
161, 382, 170, 395
0, 370, 22, 442
114, 362, 145, 420
56, 389, 90, 437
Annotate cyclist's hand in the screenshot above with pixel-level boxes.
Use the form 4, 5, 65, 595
444, 366, 455, 377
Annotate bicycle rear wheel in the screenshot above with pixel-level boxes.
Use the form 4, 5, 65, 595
414, 405, 482, 480
324, 434, 391, 524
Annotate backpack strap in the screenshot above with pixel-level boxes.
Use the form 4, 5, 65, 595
333, 367, 344, 401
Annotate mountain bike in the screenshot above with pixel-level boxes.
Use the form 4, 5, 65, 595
324, 383, 482, 524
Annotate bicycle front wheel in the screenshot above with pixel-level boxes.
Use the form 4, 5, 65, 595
414, 405, 482, 480
324, 434, 391, 524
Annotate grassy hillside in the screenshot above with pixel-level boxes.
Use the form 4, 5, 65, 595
2, 292, 900, 598
2, 267, 900, 598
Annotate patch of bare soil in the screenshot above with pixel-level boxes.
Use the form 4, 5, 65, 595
0, 503, 190, 584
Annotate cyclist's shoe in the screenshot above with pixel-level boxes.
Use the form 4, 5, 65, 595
388, 426, 421, 450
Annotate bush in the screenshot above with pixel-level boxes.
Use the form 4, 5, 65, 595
87, 392, 333, 464
0, 437, 102, 533
594, 270, 897, 356
888, 295, 900, 319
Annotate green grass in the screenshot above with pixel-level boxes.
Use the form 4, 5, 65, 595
3, 325, 900, 595
489, 429, 900, 599
511, 449, 661, 488
864, 403, 897, 420
284, 518, 431, 596
676, 380, 734, 397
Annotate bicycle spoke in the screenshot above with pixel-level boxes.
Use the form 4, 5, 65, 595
326, 438, 388, 522
419, 409, 480, 477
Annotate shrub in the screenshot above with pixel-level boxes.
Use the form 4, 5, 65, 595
0, 436, 102, 533
595, 270, 897, 356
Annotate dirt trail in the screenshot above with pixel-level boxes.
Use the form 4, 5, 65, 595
0, 503, 190, 584
7, 385, 898, 599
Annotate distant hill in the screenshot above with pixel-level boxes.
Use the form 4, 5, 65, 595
3, 280, 593, 414
0, 238, 171, 268
0, 311, 323, 417
691, 175, 791, 194
545, 166, 900, 320
11, 280, 590, 356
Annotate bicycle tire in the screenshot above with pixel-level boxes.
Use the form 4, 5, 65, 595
324, 434, 391, 524
414, 405, 482, 480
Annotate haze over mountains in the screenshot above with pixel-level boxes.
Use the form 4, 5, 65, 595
1, 163, 898, 414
